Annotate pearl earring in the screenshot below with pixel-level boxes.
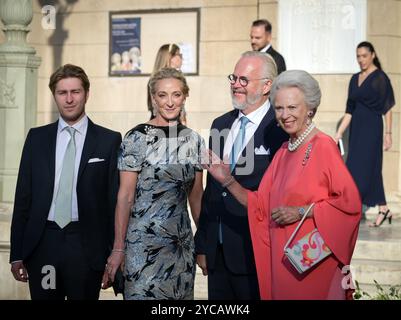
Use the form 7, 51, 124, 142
152, 103, 158, 117
306, 111, 313, 125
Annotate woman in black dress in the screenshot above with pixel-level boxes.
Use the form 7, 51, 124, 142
335, 41, 395, 227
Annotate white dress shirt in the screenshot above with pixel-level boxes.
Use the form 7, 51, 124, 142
260, 43, 272, 53
223, 100, 270, 163
47, 115, 88, 222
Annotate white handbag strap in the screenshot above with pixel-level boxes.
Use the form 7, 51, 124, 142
283, 203, 315, 251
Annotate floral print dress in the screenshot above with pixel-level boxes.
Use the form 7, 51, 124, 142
118, 123, 204, 300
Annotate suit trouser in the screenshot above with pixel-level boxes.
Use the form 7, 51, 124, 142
25, 221, 103, 300
207, 244, 260, 300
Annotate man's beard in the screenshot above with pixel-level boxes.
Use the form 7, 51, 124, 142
251, 44, 261, 51
232, 91, 263, 110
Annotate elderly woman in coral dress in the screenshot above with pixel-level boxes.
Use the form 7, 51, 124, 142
204, 70, 361, 300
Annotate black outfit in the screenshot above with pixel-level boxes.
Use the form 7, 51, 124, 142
194, 107, 288, 300
345, 69, 395, 206
10, 118, 122, 299
264, 46, 286, 75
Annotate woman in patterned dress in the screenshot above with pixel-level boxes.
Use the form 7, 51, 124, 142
105, 68, 204, 299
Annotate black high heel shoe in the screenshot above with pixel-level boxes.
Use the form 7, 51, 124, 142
370, 209, 392, 227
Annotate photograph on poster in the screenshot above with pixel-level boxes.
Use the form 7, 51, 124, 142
109, 9, 199, 76
110, 17, 142, 75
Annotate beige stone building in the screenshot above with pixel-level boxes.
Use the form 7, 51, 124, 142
29, 0, 401, 194
0, 0, 400, 299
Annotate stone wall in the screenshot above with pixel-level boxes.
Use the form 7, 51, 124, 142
0, 205, 29, 299
27, 0, 400, 196
368, 0, 401, 193
29, 0, 261, 138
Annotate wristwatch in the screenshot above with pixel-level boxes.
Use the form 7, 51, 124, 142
298, 207, 306, 217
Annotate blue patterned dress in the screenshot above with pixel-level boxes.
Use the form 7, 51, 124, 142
118, 123, 204, 300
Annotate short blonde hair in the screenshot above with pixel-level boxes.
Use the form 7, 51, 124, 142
148, 67, 189, 97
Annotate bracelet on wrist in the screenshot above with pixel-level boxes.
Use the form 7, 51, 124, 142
221, 176, 235, 188
298, 207, 306, 218
386, 132, 392, 134
112, 249, 125, 253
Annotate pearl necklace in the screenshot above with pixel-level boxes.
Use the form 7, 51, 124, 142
288, 122, 316, 152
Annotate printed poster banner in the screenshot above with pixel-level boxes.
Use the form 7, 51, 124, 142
110, 17, 142, 75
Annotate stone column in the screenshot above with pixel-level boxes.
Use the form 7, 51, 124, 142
0, 0, 41, 299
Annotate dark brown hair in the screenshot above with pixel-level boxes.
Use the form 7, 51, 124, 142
252, 19, 272, 33
357, 41, 382, 70
49, 64, 90, 94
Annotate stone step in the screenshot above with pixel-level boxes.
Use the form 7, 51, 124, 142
352, 240, 401, 262
99, 288, 123, 300
365, 211, 400, 220
348, 219, 401, 298
350, 259, 401, 286
365, 200, 401, 219
353, 282, 401, 300
195, 267, 208, 300
97, 267, 208, 300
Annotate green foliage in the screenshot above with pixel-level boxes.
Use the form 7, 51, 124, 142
354, 280, 401, 300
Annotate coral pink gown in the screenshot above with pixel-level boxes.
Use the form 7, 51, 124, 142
248, 132, 361, 300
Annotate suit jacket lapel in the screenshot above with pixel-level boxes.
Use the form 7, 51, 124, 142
237, 104, 276, 166
77, 118, 97, 182
214, 109, 238, 159
47, 121, 58, 186
254, 104, 275, 144
244, 104, 275, 151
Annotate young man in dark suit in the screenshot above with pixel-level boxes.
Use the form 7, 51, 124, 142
250, 19, 287, 75
10, 64, 122, 300
195, 51, 288, 299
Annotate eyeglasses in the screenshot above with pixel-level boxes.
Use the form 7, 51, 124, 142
228, 74, 269, 87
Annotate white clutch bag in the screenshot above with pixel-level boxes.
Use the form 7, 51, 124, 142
284, 203, 332, 274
